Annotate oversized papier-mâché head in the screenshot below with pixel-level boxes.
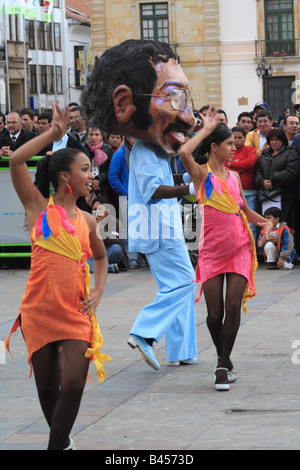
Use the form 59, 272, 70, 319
81, 39, 195, 155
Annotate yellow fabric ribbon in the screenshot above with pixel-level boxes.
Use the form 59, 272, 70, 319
33, 196, 112, 382
198, 164, 258, 313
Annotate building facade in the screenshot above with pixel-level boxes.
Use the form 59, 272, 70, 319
0, 0, 91, 113
89, 0, 300, 126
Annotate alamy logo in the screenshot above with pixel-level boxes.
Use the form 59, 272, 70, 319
291, 340, 300, 365
95, 197, 201, 251
0, 340, 6, 365
291, 80, 300, 106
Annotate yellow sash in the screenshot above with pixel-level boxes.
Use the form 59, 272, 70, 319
32, 196, 111, 382
198, 164, 258, 313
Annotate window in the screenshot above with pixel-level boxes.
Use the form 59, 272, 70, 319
140, 3, 169, 43
25, 20, 35, 49
47, 65, 54, 93
40, 65, 47, 93
266, 75, 296, 120
30, 21, 60, 51
8, 14, 20, 41
39, 65, 63, 94
56, 66, 63, 94
265, 0, 295, 56
40, 65, 54, 93
30, 65, 37, 94
54, 23, 61, 50
38, 21, 52, 50
74, 46, 86, 87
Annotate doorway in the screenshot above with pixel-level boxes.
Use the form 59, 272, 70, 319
9, 81, 23, 111
266, 75, 296, 122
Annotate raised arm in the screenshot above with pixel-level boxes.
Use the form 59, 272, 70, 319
9, 101, 69, 212
179, 107, 219, 191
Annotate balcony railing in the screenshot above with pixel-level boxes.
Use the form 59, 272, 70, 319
255, 39, 300, 58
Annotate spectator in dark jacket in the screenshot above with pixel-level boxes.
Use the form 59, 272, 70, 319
20, 107, 38, 135
38, 126, 85, 156
0, 111, 35, 157
84, 124, 115, 206
0, 112, 8, 139
254, 127, 300, 224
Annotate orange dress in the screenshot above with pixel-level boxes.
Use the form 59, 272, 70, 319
6, 198, 111, 381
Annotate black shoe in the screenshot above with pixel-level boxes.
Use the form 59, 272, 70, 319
267, 262, 278, 270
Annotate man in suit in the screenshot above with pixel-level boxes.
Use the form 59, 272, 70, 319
0, 112, 8, 139
0, 111, 36, 157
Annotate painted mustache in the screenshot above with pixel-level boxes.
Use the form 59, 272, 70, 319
163, 122, 193, 137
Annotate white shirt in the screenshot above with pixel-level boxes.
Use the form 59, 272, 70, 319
10, 131, 20, 141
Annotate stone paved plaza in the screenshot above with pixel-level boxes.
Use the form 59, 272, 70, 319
1, 263, 300, 450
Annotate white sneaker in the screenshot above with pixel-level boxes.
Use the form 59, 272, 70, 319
283, 262, 294, 270
168, 361, 180, 367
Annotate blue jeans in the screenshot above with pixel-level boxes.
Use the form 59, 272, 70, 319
87, 244, 123, 273
244, 191, 257, 242
106, 244, 123, 264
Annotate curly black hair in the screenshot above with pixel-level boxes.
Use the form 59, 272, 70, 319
80, 39, 179, 134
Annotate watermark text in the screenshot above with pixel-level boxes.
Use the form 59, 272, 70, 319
0, 340, 6, 365
292, 340, 300, 365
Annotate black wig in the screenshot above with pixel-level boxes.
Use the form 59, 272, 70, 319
80, 39, 179, 134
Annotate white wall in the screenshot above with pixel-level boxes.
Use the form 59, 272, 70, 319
219, 0, 257, 42
221, 61, 263, 127
0, 75, 6, 113
219, 0, 261, 126
27, 5, 68, 111
66, 22, 90, 105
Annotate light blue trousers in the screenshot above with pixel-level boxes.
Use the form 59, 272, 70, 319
130, 242, 197, 362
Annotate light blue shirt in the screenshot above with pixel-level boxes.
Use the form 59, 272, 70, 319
128, 140, 184, 254
52, 134, 69, 151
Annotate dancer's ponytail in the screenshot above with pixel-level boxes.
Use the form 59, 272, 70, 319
35, 148, 82, 197
34, 154, 51, 198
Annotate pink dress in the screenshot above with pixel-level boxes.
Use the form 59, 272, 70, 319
196, 169, 254, 294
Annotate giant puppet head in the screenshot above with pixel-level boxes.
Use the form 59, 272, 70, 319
81, 39, 195, 155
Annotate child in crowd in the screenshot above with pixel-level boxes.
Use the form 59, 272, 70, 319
260, 206, 296, 270
88, 196, 125, 274
107, 134, 123, 153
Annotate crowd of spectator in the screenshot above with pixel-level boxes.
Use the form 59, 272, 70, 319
1, 98, 300, 270
173, 100, 300, 266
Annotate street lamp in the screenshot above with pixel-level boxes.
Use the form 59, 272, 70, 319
256, 57, 273, 102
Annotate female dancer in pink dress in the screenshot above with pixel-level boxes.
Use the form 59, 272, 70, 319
180, 108, 272, 391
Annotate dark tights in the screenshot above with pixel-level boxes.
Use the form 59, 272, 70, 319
203, 273, 246, 372
31, 339, 90, 450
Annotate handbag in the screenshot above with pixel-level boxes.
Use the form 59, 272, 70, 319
257, 187, 281, 202
257, 152, 282, 203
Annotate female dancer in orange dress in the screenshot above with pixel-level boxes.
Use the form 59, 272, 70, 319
180, 108, 272, 391
6, 102, 109, 449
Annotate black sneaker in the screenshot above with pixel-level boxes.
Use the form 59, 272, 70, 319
267, 262, 278, 270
